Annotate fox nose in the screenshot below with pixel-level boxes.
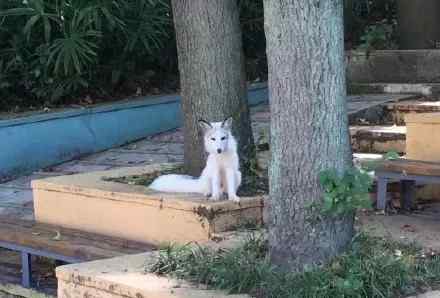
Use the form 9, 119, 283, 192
217, 149, 222, 154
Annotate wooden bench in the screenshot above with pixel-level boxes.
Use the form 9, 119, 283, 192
376, 159, 440, 210
0, 217, 154, 288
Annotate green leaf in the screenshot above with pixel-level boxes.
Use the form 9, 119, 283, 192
0, 8, 34, 17
384, 151, 400, 160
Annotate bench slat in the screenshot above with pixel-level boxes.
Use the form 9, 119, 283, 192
377, 159, 440, 177
0, 217, 153, 262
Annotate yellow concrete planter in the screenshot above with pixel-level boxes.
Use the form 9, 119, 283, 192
406, 113, 440, 162
56, 233, 254, 298
406, 113, 440, 201
31, 164, 264, 245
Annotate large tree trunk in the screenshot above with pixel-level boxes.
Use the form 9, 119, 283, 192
171, 0, 255, 176
264, 0, 354, 271
397, 0, 440, 49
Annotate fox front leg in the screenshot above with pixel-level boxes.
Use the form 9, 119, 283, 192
226, 168, 240, 203
203, 180, 212, 198
210, 171, 222, 201
198, 174, 211, 197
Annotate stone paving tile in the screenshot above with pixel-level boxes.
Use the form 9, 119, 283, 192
81, 150, 183, 166
0, 186, 33, 220
0, 172, 60, 189
0, 206, 34, 220
148, 128, 184, 143
48, 160, 116, 174
119, 141, 184, 155
0, 187, 33, 205
408, 290, 440, 298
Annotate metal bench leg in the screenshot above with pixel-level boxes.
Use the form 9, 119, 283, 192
401, 180, 415, 211
377, 177, 388, 210
21, 252, 31, 288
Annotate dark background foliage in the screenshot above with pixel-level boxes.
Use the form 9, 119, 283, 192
0, 0, 395, 113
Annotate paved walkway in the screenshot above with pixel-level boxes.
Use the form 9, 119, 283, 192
0, 94, 412, 220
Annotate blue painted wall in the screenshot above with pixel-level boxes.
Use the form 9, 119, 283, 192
0, 84, 268, 178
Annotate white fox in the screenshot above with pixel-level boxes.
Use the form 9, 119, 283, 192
149, 117, 242, 202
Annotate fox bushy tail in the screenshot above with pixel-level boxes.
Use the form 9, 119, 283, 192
149, 174, 205, 193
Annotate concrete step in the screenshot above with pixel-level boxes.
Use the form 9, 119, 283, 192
350, 125, 406, 154
353, 153, 384, 167
348, 94, 417, 126
256, 126, 406, 164
346, 50, 440, 84
349, 83, 440, 96
386, 100, 440, 125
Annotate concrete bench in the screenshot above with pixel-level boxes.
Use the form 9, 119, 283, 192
376, 159, 440, 210
0, 217, 153, 288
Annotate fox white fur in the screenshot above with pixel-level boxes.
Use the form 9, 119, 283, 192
149, 117, 242, 202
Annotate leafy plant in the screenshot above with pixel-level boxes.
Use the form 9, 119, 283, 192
357, 21, 397, 51
383, 150, 400, 160
318, 167, 373, 216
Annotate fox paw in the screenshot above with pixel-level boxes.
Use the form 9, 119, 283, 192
210, 193, 222, 201
229, 194, 240, 203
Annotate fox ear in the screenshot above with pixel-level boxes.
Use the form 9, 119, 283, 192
198, 119, 212, 132
221, 117, 233, 129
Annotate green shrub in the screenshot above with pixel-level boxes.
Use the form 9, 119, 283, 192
0, 0, 271, 111
0, 0, 172, 110
345, 0, 397, 49
357, 21, 397, 51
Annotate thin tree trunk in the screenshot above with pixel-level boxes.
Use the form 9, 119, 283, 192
264, 0, 354, 271
171, 0, 255, 176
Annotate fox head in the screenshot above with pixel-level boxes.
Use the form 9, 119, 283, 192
198, 117, 233, 155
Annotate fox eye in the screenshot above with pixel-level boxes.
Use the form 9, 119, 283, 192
221, 136, 226, 140
211, 137, 216, 141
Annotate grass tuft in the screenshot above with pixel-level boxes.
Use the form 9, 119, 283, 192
147, 233, 440, 298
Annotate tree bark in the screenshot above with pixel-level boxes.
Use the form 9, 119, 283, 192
264, 0, 354, 271
171, 0, 255, 176
397, 0, 440, 49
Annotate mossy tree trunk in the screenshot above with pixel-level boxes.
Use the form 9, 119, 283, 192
171, 0, 255, 176
263, 0, 354, 271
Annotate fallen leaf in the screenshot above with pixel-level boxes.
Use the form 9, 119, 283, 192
401, 224, 416, 232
